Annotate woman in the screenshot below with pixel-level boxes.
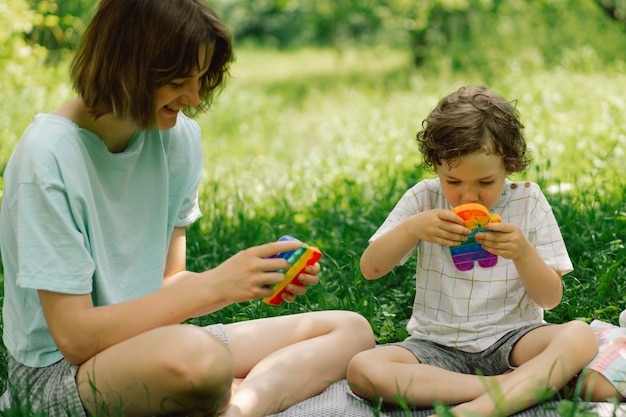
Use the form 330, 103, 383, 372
0, 1, 374, 416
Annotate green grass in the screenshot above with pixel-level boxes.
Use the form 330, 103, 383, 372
0, 46, 625, 415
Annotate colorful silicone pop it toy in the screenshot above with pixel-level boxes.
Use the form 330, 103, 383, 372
263, 236, 322, 305
449, 203, 501, 271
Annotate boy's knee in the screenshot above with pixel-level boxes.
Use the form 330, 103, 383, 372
559, 321, 598, 356
347, 350, 380, 399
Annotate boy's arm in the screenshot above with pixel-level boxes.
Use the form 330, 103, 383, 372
511, 240, 563, 310
477, 223, 563, 309
360, 220, 418, 280
361, 209, 470, 280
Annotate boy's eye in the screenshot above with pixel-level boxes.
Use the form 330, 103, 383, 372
446, 180, 460, 185
480, 181, 495, 186
170, 81, 184, 89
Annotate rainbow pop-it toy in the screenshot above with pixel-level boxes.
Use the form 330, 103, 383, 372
449, 203, 501, 271
263, 236, 322, 305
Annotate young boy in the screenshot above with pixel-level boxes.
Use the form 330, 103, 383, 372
346, 86, 598, 416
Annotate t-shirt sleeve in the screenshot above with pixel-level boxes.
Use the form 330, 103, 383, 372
369, 183, 430, 265
528, 189, 574, 276
167, 116, 204, 228
9, 163, 95, 294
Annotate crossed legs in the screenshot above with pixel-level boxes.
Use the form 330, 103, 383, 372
347, 321, 598, 417
77, 310, 374, 417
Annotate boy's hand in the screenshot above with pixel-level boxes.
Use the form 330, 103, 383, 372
413, 209, 471, 247
475, 222, 529, 260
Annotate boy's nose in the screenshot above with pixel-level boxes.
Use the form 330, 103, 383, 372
461, 188, 479, 203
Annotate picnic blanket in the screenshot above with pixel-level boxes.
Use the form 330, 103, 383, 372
269, 379, 626, 417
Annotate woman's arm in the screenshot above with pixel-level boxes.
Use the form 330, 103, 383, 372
39, 230, 303, 365
38, 275, 216, 365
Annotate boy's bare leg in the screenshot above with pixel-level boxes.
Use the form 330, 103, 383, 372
221, 310, 374, 417
347, 346, 508, 407
448, 321, 598, 417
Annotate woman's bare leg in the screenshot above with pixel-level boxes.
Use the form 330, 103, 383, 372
221, 310, 375, 417
77, 324, 234, 416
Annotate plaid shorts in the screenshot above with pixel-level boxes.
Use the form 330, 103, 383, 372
0, 323, 229, 417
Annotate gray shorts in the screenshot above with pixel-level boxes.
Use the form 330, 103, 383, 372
0, 324, 229, 417
391, 323, 547, 376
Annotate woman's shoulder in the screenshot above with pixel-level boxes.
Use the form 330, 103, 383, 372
11, 113, 86, 160
4, 114, 89, 186
26, 113, 81, 139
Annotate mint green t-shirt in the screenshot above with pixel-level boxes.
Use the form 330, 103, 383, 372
0, 113, 203, 367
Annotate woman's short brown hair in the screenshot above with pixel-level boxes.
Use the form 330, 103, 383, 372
71, 0, 234, 130
416, 86, 531, 173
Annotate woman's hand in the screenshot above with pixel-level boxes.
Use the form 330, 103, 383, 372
209, 240, 305, 304
279, 262, 321, 303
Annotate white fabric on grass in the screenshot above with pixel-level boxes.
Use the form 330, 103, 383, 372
270, 379, 626, 417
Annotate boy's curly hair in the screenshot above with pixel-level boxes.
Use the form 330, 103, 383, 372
416, 86, 531, 173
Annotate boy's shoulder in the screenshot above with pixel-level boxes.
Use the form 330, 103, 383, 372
497, 180, 552, 216
506, 179, 540, 191
504, 180, 545, 198
399, 178, 447, 209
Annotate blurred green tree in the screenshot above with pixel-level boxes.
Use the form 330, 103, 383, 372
0, 0, 48, 79
595, 0, 626, 26
10, 0, 626, 71
23, 0, 91, 62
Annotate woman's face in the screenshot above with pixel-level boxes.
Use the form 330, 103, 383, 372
153, 46, 213, 130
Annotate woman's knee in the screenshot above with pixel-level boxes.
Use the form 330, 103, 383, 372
290, 310, 374, 350
329, 311, 375, 348
79, 325, 234, 414
164, 325, 234, 398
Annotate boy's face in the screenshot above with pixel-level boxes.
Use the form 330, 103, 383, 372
436, 151, 509, 210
